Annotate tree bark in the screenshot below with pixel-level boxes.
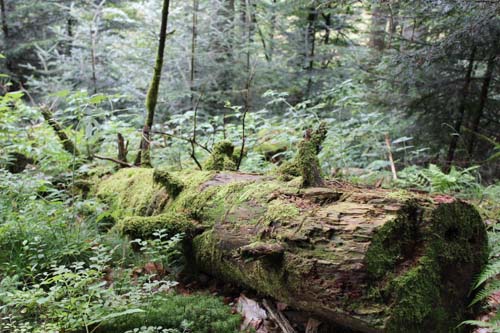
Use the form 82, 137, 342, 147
140, 0, 171, 167
445, 47, 476, 172
467, 55, 496, 156
99, 169, 488, 333
189, 0, 198, 108
0, 0, 8, 39
369, 3, 387, 51
117, 133, 128, 166
305, 2, 318, 97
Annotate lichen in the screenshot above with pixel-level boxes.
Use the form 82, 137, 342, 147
204, 141, 238, 171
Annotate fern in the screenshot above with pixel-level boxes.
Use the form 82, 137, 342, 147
470, 280, 500, 305
461, 320, 499, 329
466, 226, 500, 331
397, 164, 480, 195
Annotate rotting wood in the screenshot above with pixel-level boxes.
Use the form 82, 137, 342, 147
97, 168, 488, 333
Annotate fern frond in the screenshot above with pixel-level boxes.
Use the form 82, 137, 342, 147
461, 319, 496, 328
470, 280, 500, 305
475, 261, 500, 289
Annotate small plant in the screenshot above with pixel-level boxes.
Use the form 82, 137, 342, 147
397, 164, 480, 195
0, 243, 146, 333
462, 223, 500, 331
124, 327, 181, 333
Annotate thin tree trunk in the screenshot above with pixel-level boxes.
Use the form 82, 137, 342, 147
386, 1, 398, 49
117, 133, 128, 166
0, 0, 8, 39
66, 16, 75, 55
90, 27, 98, 94
268, 0, 276, 61
140, 0, 171, 167
190, 0, 199, 108
305, 2, 318, 97
467, 55, 496, 156
445, 47, 476, 171
369, 3, 387, 51
237, 0, 254, 170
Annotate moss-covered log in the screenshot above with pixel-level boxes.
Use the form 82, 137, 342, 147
96, 168, 487, 333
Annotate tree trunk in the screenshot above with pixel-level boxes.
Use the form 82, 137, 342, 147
189, 0, 198, 108
269, 0, 277, 61
467, 55, 496, 156
369, 3, 387, 51
117, 133, 128, 166
140, 0, 171, 167
98, 169, 488, 333
305, 2, 318, 97
0, 0, 8, 39
445, 47, 476, 172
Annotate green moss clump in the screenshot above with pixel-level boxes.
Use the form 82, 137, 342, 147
153, 167, 184, 197
204, 141, 238, 171
365, 201, 488, 332
96, 294, 241, 333
364, 203, 420, 279
192, 230, 289, 301
118, 212, 195, 240
296, 140, 323, 187
96, 168, 158, 217
278, 122, 327, 187
264, 199, 300, 225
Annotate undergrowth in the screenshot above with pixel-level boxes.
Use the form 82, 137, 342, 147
0, 170, 240, 333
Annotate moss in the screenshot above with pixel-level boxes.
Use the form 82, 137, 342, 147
96, 168, 158, 217
365, 201, 488, 332
170, 173, 275, 226
385, 257, 443, 332
277, 123, 327, 187
364, 203, 421, 280
204, 141, 238, 171
192, 230, 290, 302
264, 199, 300, 226
118, 211, 195, 240
153, 167, 184, 197
296, 140, 323, 187
96, 293, 241, 333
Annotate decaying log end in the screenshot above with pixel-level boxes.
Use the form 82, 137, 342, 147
96, 168, 488, 333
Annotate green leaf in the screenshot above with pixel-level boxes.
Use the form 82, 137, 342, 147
88, 308, 145, 326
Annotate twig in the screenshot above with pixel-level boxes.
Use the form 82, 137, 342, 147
149, 130, 212, 154
190, 92, 203, 170
305, 318, 321, 333
237, 63, 257, 170
385, 134, 398, 180
94, 154, 133, 168
262, 299, 296, 333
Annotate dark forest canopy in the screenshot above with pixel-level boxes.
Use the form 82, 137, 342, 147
0, 1, 499, 332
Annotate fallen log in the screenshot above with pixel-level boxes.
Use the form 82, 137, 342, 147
96, 168, 487, 333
